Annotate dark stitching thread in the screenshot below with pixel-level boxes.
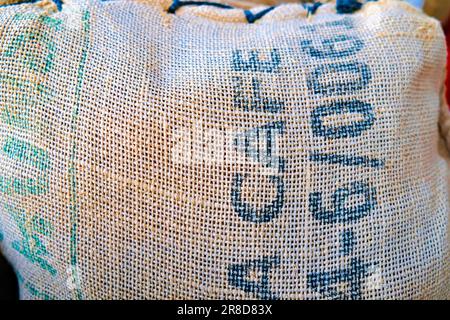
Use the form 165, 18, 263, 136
168, 0, 233, 14
0, 0, 63, 11
303, 2, 323, 17
167, 0, 374, 22
0, 1, 375, 16
53, 0, 63, 11
0, 0, 40, 8
244, 6, 275, 24
336, 0, 363, 14
168, 0, 275, 23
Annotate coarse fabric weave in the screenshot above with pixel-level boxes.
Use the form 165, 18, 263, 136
0, 0, 448, 300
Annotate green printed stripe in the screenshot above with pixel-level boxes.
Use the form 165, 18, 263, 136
69, 10, 91, 300
2, 136, 51, 170
0, 175, 48, 196
0, 74, 49, 94
13, 13, 63, 31
16, 271, 55, 300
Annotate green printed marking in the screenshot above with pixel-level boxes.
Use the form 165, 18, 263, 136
2, 136, 51, 170
1, 104, 30, 128
0, 76, 52, 129
5, 14, 62, 74
16, 271, 55, 300
0, 13, 60, 130
68, 10, 91, 300
24, 281, 54, 300
0, 175, 48, 196
0, 74, 52, 129
32, 216, 53, 237
13, 13, 63, 31
7, 204, 56, 276
4, 31, 57, 74
0, 74, 50, 95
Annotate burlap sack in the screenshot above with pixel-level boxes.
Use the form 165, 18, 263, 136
0, 0, 448, 300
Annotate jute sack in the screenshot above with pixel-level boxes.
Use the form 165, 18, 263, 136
0, 0, 448, 300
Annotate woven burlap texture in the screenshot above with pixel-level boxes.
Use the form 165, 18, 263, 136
0, 0, 448, 299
